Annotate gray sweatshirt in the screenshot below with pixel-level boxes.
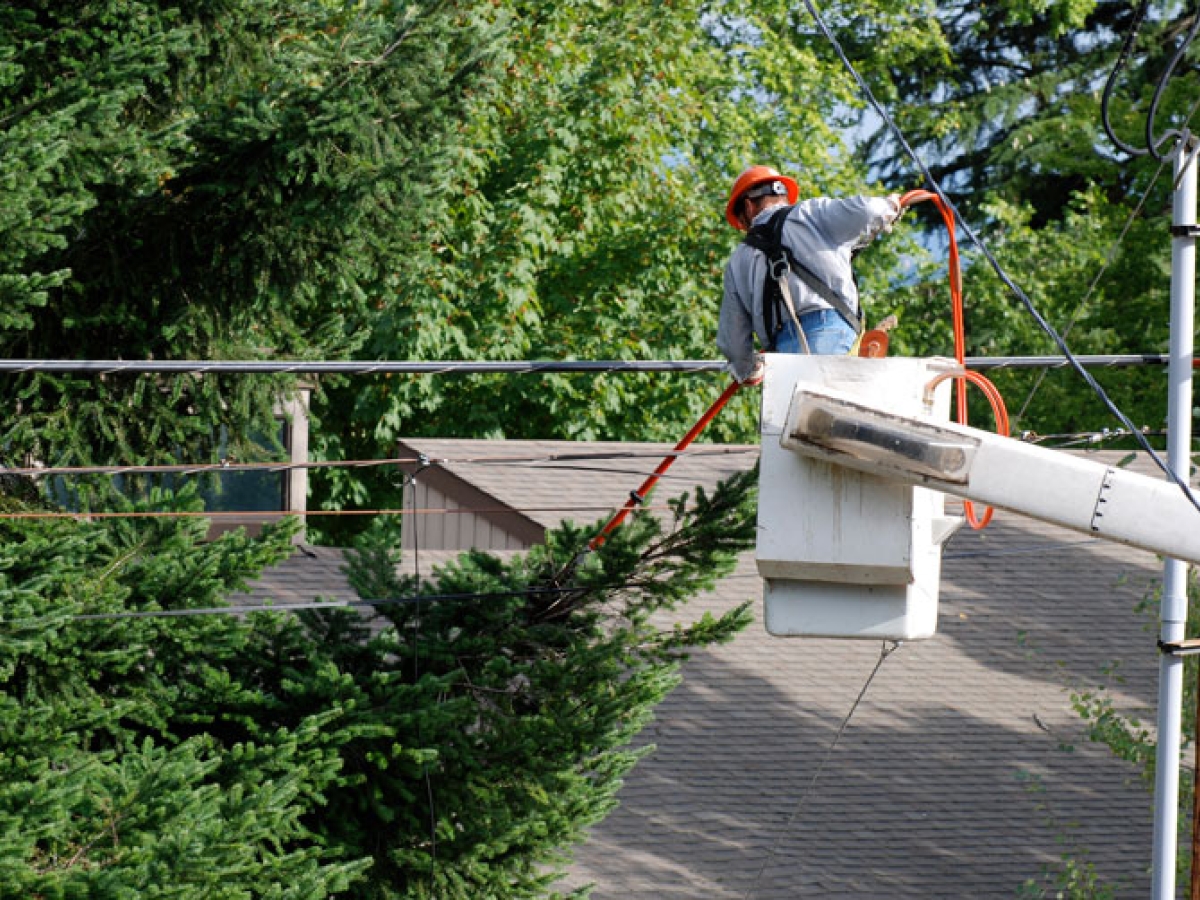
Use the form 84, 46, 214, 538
716, 195, 899, 381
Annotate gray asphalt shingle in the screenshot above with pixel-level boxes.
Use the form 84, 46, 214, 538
242, 438, 1185, 898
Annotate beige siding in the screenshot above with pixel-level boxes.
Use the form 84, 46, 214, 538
402, 481, 528, 551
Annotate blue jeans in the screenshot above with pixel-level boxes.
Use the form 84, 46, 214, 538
775, 308, 857, 356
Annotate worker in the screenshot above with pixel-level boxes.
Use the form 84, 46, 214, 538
716, 165, 903, 384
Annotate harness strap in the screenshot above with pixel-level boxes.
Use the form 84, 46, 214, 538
786, 253, 863, 335
745, 207, 864, 337
774, 263, 811, 354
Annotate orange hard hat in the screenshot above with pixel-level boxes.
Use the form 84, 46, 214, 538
725, 165, 800, 230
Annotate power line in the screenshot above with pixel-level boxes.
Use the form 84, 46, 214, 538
6, 441, 1193, 520
3, 457, 421, 478
968, 353, 1192, 370
0, 359, 725, 375
0, 446, 757, 479
1101, 0, 1200, 161
0, 354, 1192, 376
65, 584, 610, 622
799, 0, 1200, 514
0, 504, 677, 522
1027, 428, 1183, 448
57, 539, 1149, 624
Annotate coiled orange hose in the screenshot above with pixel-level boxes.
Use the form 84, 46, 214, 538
900, 189, 1009, 528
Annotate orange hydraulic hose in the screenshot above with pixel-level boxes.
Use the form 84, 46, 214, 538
589, 379, 743, 549
591, 189, 1003, 542
900, 189, 1010, 529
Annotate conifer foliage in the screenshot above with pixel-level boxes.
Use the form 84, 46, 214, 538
318, 468, 757, 896
0, 498, 370, 897
0, 471, 757, 897
1, 0, 507, 469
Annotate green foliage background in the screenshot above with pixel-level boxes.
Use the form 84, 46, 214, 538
2, 0, 1198, 895
5, 0, 1192, 527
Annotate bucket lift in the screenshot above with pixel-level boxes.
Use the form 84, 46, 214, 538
758, 354, 964, 640
758, 354, 1200, 641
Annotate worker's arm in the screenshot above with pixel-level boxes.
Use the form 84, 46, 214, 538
796, 195, 902, 250
717, 260, 761, 383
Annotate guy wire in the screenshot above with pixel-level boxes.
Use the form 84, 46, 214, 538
799, 0, 1200, 515
742, 640, 902, 900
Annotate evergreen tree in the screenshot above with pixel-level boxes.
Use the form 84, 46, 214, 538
0, 469, 757, 897
305, 468, 756, 897
0, 0, 508, 471
0, 492, 369, 897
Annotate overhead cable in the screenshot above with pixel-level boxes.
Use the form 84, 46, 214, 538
1102, 0, 1157, 157
0, 504, 681, 522
66, 584, 609, 622
1102, 0, 1200, 160
1144, 9, 1200, 161
0, 359, 725, 375
0, 446, 757, 479
55, 540, 1154, 624
0, 354, 1191, 377
974, 353, 1195, 369
799, 0, 1200, 514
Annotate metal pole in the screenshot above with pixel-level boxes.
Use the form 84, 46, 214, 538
1191, 658, 1200, 900
1152, 142, 1197, 900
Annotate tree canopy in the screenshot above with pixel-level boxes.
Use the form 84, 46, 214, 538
3, 0, 1198, 894
6, 0, 1190, 512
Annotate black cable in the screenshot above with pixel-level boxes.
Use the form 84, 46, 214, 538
1102, 1, 1200, 160
66, 533, 1155, 622
1102, 0, 1154, 157
943, 538, 1103, 560
404, 456, 439, 879
69, 584, 590, 621
800, 0, 1200, 516
0, 354, 1187, 377
1146, 6, 1200, 161
0, 446, 759, 480
741, 639, 901, 900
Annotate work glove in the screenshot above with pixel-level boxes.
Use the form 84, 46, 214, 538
883, 193, 904, 231
741, 357, 766, 386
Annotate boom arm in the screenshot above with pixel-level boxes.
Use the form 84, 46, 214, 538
781, 386, 1200, 566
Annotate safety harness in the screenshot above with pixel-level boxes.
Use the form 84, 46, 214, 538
742, 205, 863, 351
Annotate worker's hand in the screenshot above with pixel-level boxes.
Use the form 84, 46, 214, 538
741, 358, 766, 386
884, 193, 904, 231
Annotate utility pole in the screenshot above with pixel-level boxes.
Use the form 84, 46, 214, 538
1152, 139, 1198, 900
757, 141, 1198, 896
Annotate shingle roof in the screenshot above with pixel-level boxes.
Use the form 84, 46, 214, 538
403, 437, 758, 532
555, 510, 1162, 899
231, 543, 359, 604
241, 439, 1186, 898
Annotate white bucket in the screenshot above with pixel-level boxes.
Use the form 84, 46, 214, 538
757, 354, 961, 640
